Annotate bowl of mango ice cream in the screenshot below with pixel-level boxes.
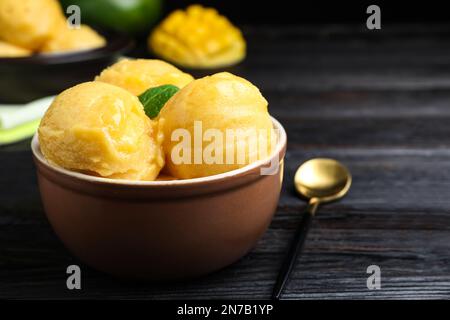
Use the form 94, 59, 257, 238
0, 0, 130, 103
32, 63, 287, 280
0, 0, 106, 54
95, 59, 194, 95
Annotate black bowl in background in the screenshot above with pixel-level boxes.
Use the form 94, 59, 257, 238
0, 31, 133, 104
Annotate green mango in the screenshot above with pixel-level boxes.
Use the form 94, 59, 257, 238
60, 0, 162, 35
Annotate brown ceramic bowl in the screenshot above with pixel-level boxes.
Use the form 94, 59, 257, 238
31, 117, 287, 280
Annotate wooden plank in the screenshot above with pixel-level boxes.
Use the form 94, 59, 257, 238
1, 148, 449, 299
229, 25, 450, 91
1, 207, 449, 299
281, 117, 450, 148
266, 89, 450, 119
1, 209, 448, 299
281, 148, 450, 212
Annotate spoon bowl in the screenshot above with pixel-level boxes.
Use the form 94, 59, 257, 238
294, 158, 352, 203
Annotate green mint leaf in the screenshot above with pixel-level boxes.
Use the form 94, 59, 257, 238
138, 84, 179, 119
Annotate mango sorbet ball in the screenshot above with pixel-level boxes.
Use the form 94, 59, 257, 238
95, 59, 194, 96
41, 25, 106, 54
0, 0, 65, 50
38, 82, 164, 181
0, 41, 32, 57
158, 72, 273, 179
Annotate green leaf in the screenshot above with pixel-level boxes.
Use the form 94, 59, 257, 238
138, 84, 179, 119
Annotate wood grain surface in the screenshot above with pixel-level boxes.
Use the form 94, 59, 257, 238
1, 24, 449, 299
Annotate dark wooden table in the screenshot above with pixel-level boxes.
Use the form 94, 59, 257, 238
1, 24, 450, 299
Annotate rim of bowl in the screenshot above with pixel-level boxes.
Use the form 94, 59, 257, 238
0, 32, 133, 65
31, 116, 287, 187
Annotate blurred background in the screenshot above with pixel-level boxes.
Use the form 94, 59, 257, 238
63, 0, 450, 59
164, 0, 450, 24
60, 0, 450, 37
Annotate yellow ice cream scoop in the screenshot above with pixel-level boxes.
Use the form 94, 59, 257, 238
0, 41, 32, 58
148, 5, 246, 69
41, 25, 106, 54
38, 81, 164, 181
0, 0, 66, 50
95, 59, 194, 96
158, 72, 273, 179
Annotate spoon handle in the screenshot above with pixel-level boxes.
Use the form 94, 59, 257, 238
271, 198, 319, 300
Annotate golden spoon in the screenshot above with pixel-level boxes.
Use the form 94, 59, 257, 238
272, 158, 352, 300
